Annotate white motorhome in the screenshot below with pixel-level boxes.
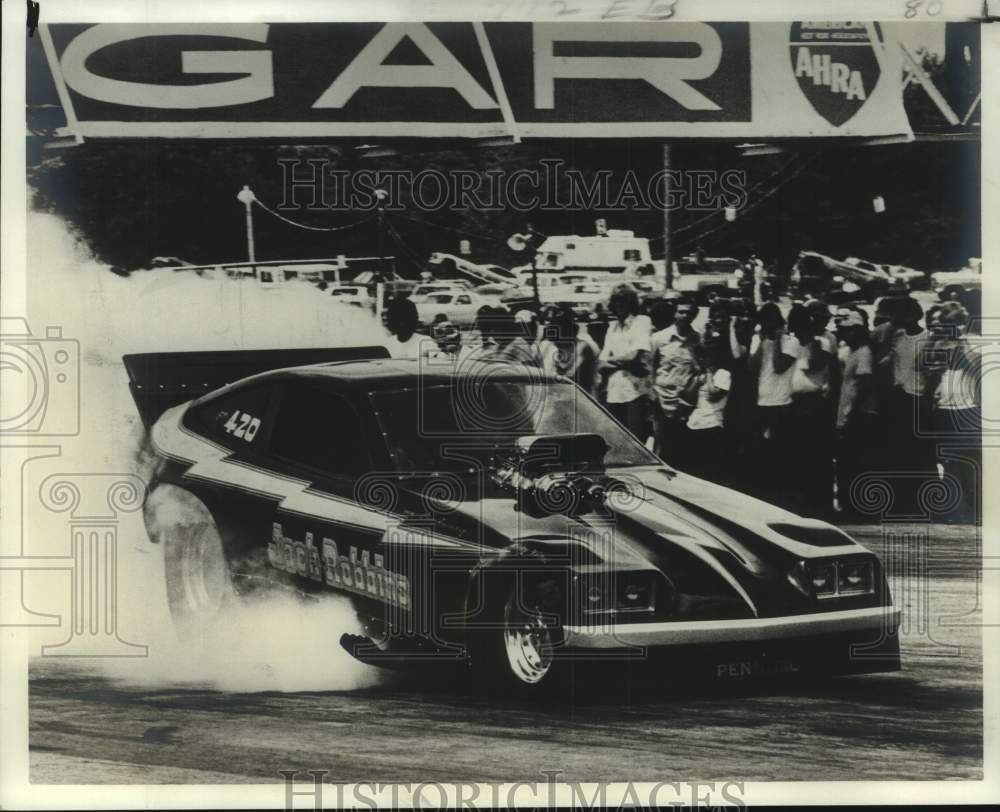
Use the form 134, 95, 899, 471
515, 230, 663, 282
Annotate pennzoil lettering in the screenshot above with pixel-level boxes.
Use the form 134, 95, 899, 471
269, 522, 410, 608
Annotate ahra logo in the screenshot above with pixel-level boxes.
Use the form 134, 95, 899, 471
789, 22, 881, 127
794, 48, 867, 101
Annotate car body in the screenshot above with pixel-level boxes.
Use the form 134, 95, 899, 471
414, 290, 491, 326
932, 260, 982, 301
126, 351, 900, 691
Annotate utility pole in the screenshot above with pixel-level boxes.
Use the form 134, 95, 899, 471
662, 144, 673, 290
236, 185, 257, 277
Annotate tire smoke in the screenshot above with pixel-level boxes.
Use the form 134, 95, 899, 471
23, 209, 386, 692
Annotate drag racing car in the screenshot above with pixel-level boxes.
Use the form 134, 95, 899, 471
125, 348, 900, 693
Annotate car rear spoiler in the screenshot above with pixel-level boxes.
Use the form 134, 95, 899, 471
122, 346, 389, 429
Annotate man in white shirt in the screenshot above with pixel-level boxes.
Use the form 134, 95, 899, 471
598, 285, 652, 442
748, 302, 799, 508
886, 296, 935, 484
751, 303, 800, 408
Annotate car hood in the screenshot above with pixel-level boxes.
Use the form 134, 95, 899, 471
394, 466, 870, 619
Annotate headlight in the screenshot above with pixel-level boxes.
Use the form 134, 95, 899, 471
837, 561, 874, 595
803, 560, 875, 599
579, 572, 661, 615
809, 564, 836, 596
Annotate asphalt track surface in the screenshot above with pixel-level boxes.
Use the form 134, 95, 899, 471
30, 524, 982, 784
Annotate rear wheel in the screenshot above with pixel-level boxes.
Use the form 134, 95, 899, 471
144, 484, 236, 634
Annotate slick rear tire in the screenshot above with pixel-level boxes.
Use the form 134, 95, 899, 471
144, 484, 236, 636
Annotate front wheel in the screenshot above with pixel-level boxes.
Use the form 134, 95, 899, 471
469, 576, 565, 695
502, 593, 557, 685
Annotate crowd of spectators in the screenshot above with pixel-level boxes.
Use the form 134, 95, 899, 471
381, 284, 982, 523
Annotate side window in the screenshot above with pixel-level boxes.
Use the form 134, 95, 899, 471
268, 384, 368, 477
190, 384, 273, 450
456, 294, 471, 305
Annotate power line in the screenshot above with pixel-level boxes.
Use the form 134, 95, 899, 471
253, 197, 377, 233
382, 216, 432, 267
676, 156, 816, 250
386, 210, 509, 244
650, 155, 805, 243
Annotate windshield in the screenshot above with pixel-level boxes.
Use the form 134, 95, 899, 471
371, 381, 658, 472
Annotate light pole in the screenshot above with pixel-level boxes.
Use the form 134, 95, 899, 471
374, 188, 388, 323
236, 185, 257, 276
507, 230, 540, 310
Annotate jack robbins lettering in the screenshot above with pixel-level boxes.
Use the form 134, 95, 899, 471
268, 522, 410, 608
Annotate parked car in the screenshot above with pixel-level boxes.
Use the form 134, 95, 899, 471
414, 290, 492, 326
883, 264, 929, 291
791, 251, 905, 304
475, 283, 518, 299
670, 256, 744, 302
409, 281, 475, 302
932, 259, 982, 301
328, 285, 371, 306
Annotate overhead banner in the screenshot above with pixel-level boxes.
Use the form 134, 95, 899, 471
41, 21, 913, 141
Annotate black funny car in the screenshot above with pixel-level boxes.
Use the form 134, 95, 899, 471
125, 347, 900, 692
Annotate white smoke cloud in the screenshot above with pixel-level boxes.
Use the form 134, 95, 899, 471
24, 208, 387, 692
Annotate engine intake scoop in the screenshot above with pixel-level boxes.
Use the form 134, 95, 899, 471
489, 433, 611, 517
